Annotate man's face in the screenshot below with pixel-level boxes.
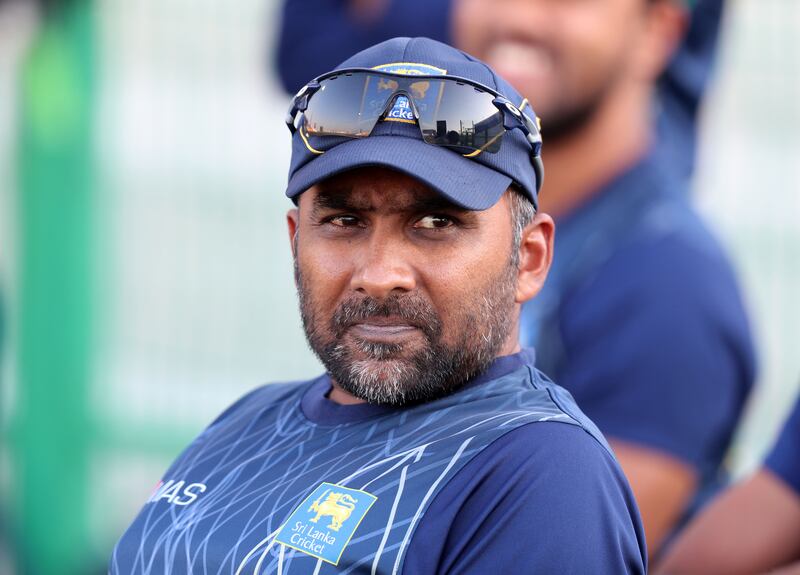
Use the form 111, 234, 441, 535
454, 0, 652, 138
288, 167, 521, 406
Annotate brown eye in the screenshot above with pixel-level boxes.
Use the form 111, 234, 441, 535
329, 215, 361, 227
415, 215, 454, 229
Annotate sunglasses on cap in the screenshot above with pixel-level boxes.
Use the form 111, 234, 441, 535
285, 68, 544, 194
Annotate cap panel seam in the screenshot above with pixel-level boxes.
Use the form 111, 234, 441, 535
401, 36, 411, 62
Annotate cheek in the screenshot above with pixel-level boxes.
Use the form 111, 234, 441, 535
419, 238, 513, 325
297, 243, 352, 310
555, 4, 641, 75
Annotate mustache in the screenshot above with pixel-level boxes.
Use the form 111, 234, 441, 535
331, 293, 442, 339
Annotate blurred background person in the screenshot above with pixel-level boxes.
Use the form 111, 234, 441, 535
0, 0, 798, 573
277, 0, 724, 182
656, 385, 800, 574
456, 0, 755, 556
277, 0, 755, 556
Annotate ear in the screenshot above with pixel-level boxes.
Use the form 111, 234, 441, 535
287, 208, 299, 258
515, 213, 555, 304
633, 0, 688, 82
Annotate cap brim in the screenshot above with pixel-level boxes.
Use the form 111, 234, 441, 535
286, 134, 513, 210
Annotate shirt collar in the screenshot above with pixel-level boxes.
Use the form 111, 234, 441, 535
300, 348, 536, 425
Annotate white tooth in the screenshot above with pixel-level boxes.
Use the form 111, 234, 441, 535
486, 41, 552, 76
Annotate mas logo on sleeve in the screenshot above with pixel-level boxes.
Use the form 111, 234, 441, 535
275, 482, 377, 565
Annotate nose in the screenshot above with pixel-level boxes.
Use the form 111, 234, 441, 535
350, 235, 416, 299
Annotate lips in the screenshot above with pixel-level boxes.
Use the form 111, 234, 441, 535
348, 317, 422, 342
351, 315, 419, 327
331, 294, 442, 343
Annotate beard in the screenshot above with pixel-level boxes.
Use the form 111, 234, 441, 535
532, 68, 622, 143
490, 46, 626, 144
539, 96, 605, 142
295, 255, 518, 407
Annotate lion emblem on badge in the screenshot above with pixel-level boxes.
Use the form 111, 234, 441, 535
308, 489, 358, 531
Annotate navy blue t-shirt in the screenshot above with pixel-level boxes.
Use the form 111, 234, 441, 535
766, 394, 800, 496
111, 350, 646, 573
520, 152, 756, 495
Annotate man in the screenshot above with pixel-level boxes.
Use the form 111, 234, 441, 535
276, 0, 756, 556
111, 37, 646, 573
656, 388, 800, 574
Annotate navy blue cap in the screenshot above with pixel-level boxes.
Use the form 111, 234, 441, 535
285, 37, 542, 211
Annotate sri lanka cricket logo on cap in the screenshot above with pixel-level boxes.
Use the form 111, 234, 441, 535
275, 482, 377, 565
371, 62, 446, 125
372, 62, 447, 76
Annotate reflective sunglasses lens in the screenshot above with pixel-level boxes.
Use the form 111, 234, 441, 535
417, 81, 505, 154
303, 73, 389, 137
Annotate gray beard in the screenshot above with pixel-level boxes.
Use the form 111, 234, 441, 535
295, 256, 518, 407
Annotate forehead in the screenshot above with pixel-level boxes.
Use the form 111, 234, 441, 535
302, 167, 468, 213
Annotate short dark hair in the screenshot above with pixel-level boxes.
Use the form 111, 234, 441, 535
508, 186, 536, 267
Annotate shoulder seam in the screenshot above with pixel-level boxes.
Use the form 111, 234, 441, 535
526, 365, 618, 458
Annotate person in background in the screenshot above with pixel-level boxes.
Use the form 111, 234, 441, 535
276, 0, 724, 181
656, 387, 800, 574
277, 0, 756, 557
455, 0, 755, 556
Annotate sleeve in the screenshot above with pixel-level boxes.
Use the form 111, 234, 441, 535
766, 396, 800, 496
555, 234, 756, 474
275, 0, 452, 93
404, 423, 647, 574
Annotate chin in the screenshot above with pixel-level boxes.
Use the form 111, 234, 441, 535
338, 359, 422, 403
349, 357, 415, 382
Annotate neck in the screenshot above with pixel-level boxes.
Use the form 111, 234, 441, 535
537, 82, 654, 219
328, 384, 365, 405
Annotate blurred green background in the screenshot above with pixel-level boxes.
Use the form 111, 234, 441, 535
0, 0, 798, 573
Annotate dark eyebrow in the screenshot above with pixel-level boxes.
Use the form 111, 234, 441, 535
312, 189, 370, 212
409, 196, 470, 214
